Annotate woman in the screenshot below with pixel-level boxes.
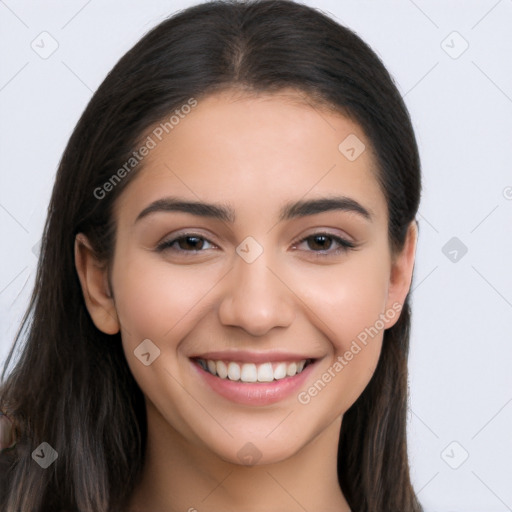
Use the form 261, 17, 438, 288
0, 1, 423, 510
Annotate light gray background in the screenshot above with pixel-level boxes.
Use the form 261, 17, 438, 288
1, 1, 511, 510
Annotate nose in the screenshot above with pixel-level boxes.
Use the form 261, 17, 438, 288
217, 248, 295, 337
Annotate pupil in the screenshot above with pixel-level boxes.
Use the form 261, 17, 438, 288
310, 235, 331, 250
180, 236, 203, 250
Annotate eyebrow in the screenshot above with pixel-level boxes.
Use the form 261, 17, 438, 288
135, 195, 373, 224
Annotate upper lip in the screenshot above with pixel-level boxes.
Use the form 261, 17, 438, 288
190, 350, 320, 364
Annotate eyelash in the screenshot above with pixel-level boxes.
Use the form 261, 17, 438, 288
155, 232, 356, 257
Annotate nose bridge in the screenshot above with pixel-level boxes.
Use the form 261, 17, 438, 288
218, 240, 295, 335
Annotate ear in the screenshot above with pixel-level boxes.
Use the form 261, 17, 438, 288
74, 233, 120, 334
384, 220, 418, 328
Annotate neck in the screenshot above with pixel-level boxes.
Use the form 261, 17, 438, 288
126, 400, 351, 512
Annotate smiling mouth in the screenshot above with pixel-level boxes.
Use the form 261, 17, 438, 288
193, 358, 315, 383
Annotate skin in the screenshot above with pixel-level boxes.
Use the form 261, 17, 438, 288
75, 88, 417, 512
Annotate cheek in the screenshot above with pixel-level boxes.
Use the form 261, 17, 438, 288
289, 248, 391, 347
111, 254, 220, 346
110, 254, 224, 436
288, 250, 390, 408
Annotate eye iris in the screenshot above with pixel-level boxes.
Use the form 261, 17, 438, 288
308, 235, 332, 251
179, 236, 204, 250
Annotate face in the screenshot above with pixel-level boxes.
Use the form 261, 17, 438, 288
76, 88, 416, 466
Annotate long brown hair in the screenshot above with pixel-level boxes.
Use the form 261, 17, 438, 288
0, 1, 423, 510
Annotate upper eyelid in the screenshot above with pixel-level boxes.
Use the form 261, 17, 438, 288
155, 232, 217, 252
291, 228, 354, 245
157, 230, 217, 245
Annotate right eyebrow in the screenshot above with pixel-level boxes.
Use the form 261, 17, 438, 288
135, 197, 235, 224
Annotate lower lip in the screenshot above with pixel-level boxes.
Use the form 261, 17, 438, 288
191, 359, 316, 406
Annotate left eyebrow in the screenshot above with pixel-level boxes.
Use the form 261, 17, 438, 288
279, 196, 373, 222
134, 195, 373, 224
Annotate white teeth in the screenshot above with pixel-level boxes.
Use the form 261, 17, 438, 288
207, 359, 217, 376
257, 362, 274, 382
286, 362, 297, 377
273, 362, 287, 380
216, 360, 228, 379
197, 358, 310, 382
227, 362, 241, 381
240, 363, 257, 382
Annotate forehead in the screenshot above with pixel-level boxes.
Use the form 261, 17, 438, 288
114, 89, 387, 226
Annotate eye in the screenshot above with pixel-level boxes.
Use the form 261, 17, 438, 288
292, 232, 356, 256
156, 233, 216, 253
155, 231, 356, 257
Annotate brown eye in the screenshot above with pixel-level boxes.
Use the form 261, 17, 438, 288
156, 234, 215, 253
307, 234, 334, 251
177, 236, 206, 251
293, 232, 356, 256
